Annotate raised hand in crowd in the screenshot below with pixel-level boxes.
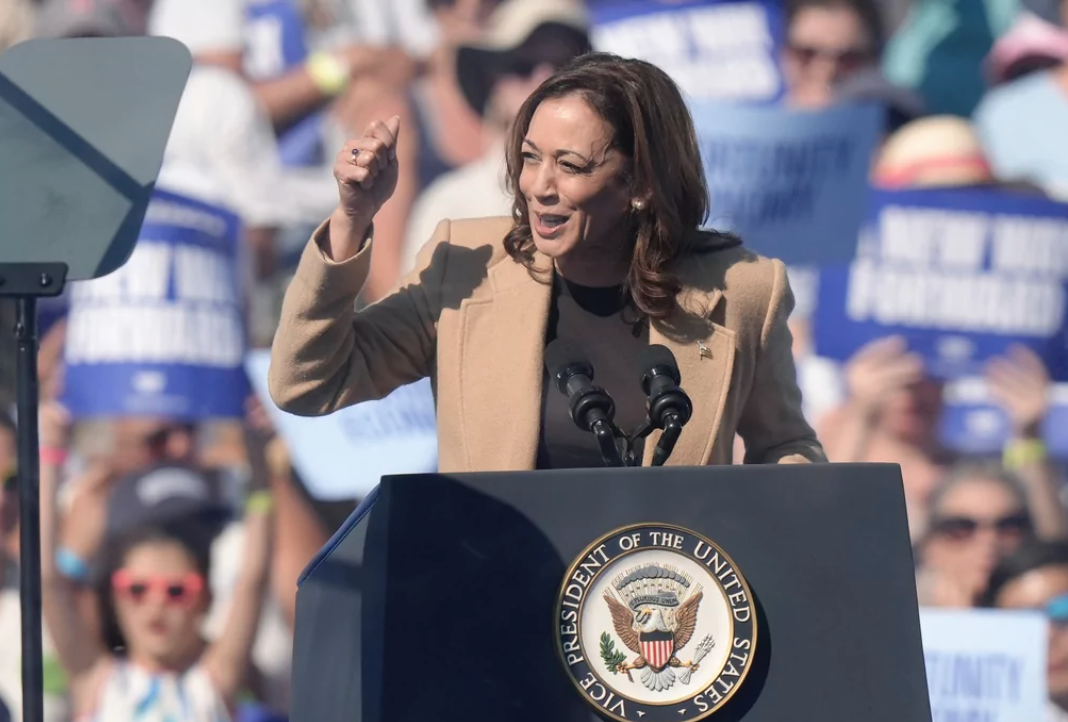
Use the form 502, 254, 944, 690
327, 116, 402, 261
819, 336, 947, 538
843, 336, 926, 422
987, 345, 1051, 441
820, 335, 929, 463
244, 395, 328, 630
986, 345, 1066, 539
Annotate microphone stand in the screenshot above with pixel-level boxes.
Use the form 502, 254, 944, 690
623, 416, 684, 467
592, 420, 625, 467
651, 415, 683, 467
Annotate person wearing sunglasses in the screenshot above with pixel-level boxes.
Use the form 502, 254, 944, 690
780, 0, 885, 108
982, 540, 1068, 721
916, 463, 1041, 608
39, 449, 274, 722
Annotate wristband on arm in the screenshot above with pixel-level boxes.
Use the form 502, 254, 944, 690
1003, 438, 1047, 470
246, 490, 274, 515
40, 447, 67, 467
55, 547, 90, 583
305, 50, 350, 96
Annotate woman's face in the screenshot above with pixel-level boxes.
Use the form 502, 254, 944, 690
996, 564, 1068, 699
517, 94, 632, 279
923, 478, 1031, 599
113, 540, 207, 666
782, 4, 875, 108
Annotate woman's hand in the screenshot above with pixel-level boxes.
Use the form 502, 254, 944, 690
986, 345, 1050, 439
328, 116, 402, 261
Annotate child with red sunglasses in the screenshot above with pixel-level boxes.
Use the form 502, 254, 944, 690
38, 403, 274, 722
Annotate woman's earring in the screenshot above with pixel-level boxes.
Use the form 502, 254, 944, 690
631, 199, 645, 212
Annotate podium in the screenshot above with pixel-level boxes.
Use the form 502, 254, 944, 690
290, 464, 932, 722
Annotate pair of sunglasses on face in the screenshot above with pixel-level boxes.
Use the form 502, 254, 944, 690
786, 43, 872, 72
111, 569, 205, 607
929, 513, 1032, 542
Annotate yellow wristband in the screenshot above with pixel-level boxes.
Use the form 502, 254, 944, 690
1003, 438, 1047, 469
306, 50, 349, 95
246, 490, 274, 515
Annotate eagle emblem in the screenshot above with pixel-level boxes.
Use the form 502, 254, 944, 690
601, 564, 716, 692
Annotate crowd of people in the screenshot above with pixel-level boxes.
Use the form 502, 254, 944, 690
1, 0, 1067, 719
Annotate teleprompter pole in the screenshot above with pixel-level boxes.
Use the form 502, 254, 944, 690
0, 263, 68, 722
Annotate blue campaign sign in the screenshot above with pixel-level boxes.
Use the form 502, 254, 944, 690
245, 350, 438, 501
814, 188, 1068, 381
587, 0, 784, 102
691, 101, 881, 265
920, 608, 1047, 721
939, 379, 1068, 458
63, 189, 248, 420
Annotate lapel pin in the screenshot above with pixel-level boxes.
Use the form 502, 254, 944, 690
698, 341, 712, 360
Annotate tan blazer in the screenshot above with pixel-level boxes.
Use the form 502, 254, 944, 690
268, 216, 826, 471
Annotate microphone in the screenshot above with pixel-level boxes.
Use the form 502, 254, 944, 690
545, 339, 624, 467
637, 345, 693, 467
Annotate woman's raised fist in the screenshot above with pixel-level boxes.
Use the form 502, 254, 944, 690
329, 115, 401, 258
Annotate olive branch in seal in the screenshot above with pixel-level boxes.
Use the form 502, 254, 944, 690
599, 632, 627, 673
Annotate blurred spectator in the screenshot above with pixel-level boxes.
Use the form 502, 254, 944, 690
32, 0, 129, 37
882, 0, 1017, 117
822, 337, 1062, 540
307, 0, 439, 58
974, 0, 1068, 201
401, 0, 590, 274
39, 404, 273, 722
781, 0, 885, 109
145, 1, 340, 346
986, 11, 1068, 85
333, 0, 509, 301
873, 115, 995, 189
983, 540, 1068, 720
915, 463, 1037, 608
0, 0, 33, 52
148, 0, 415, 131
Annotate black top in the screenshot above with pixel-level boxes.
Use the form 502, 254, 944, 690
536, 273, 649, 469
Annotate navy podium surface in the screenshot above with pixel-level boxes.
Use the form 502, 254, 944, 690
291, 464, 933, 722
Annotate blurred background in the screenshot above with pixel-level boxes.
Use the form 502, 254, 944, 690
2, 0, 1068, 719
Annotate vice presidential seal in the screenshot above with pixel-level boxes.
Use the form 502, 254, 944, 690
555, 524, 757, 722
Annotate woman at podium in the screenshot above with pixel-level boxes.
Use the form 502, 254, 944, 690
268, 52, 825, 470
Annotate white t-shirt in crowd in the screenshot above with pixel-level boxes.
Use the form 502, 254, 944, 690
148, 0, 245, 55
401, 142, 512, 276
155, 65, 337, 230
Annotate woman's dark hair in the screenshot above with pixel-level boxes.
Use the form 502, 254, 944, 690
979, 540, 1068, 607
94, 522, 213, 654
785, 0, 886, 55
504, 52, 721, 320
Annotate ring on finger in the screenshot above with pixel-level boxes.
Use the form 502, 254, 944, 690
350, 148, 360, 164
